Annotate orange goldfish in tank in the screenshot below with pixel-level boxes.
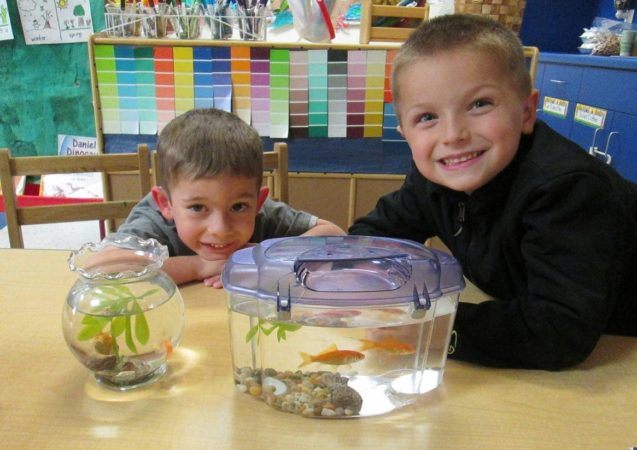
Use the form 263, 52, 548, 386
299, 344, 365, 368
359, 336, 416, 355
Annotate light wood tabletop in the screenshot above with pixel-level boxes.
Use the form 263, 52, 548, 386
1, 248, 636, 449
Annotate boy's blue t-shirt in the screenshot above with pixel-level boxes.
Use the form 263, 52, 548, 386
117, 193, 318, 256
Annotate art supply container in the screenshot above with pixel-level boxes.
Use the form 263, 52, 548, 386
206, 0, 233, 39
175, 3, 205, 39
236, 3, 267, 41
288, 0, 336, 42
223, 236, 465, 418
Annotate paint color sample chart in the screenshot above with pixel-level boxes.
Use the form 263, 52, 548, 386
93, 43, 399, 142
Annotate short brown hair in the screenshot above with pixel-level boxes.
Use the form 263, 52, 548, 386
392, 14, 532, 111
156, 108, 263, 192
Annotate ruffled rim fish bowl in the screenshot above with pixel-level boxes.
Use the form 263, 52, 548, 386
62, 233, 185, 390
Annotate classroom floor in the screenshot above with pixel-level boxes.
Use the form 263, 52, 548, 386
0, 221, 102, 250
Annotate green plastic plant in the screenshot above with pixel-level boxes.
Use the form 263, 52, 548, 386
77, 285, 158, 358
245, 319, 302, 343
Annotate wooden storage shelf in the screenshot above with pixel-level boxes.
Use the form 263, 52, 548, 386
359, 0, 429, 44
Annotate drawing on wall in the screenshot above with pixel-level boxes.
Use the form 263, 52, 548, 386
0, 0, 14, 41
17, 0, 93, 44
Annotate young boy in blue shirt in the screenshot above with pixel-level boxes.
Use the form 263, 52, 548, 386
349, 14, 637, 370
119, 108, 344, 287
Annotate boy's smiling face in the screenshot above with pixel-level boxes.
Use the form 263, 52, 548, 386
153, 174, 267, 260
395, 49, 538, 193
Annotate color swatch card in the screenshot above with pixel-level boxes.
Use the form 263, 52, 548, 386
289, 50, 309, 138
194, 47, 215, 110
327, 50, 348, 138
174, 47, 195, 116
269, 49, 290, 139
231, 47, 252, 125
212, 47, 232, 112
363, 50, 386, 138
250, 47, 270, 137
308, 49, 328, 138
347, 50, 366, 138
17, 0, 93, 44
155, 47, 176, 133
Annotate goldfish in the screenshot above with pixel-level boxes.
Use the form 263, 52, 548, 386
161, 339, 173, 358
359, 336, 416, 355
298, 344, 365, 368
94, 332, 114, 355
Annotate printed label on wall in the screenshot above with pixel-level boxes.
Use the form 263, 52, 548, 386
574, 103, 607, 129
542, 96, 569, 118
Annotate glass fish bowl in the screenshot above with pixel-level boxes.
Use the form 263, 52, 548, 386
62, 233, 185, 390
223, 236, 465, 418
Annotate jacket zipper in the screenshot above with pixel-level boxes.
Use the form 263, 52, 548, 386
453, 202, 466, 237
454, 200, 476, 281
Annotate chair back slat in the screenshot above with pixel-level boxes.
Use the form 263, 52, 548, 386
263, 142, 289, 204
17, 201, 137, 224
0, 145, 151, 249
523, 46, 540, 86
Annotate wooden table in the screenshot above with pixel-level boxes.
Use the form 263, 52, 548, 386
1, 249, 636, 449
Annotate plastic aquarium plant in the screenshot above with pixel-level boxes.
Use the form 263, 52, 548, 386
246, 319, 302, 343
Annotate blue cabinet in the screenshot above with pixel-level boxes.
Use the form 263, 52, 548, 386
535, 53, 637, 183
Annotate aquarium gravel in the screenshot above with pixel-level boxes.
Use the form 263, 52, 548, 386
234, 367, 363, 417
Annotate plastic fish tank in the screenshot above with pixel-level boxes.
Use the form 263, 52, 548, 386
223, 236, 465, 418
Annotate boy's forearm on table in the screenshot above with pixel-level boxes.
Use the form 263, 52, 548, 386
161, 256, 201, 285
303, 219, 346, 236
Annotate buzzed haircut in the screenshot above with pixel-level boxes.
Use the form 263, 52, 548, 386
392, 14, 532, 109
156, 108, 264, 192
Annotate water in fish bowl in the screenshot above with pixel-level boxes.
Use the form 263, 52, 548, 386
229, 293, 458, 418
62, 289, 184, 390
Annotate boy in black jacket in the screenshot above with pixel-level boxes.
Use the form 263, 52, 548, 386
349, 14, 637, 370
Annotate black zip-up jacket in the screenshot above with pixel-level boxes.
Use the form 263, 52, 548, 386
349, 121, 637, 370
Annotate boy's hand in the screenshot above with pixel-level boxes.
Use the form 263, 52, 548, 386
196, 258, 227, 287
203, 274, 223, 288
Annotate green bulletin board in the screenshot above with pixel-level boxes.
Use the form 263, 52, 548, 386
0, 0, 104, 157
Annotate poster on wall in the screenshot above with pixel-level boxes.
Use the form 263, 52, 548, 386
0, 0, 14, 41
39, 135, 103, 198
17, 0, 93, 45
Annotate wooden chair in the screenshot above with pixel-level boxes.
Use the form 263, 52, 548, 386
523, 46, 540, 86
262, 142, 289, 204
0, 146, 151, 248
151, 141, 289, 204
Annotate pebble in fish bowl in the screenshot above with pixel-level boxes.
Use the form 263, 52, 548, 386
62, 233, 185, 390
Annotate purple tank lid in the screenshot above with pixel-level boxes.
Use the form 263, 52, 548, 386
222, 236, 465, 308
